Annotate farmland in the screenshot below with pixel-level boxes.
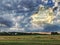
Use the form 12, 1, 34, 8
0, 35, 60, 45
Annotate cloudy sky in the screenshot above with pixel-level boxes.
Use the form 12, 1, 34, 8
0, 0, 60, 32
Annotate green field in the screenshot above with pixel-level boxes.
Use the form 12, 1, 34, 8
0, 35, 60, 45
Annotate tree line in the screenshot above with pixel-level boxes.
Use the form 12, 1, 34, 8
0, 32, 59, 36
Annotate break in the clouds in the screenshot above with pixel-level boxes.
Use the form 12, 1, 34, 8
0, 0, 60, 32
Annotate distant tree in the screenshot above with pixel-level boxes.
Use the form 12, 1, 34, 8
51, 32, 58, 35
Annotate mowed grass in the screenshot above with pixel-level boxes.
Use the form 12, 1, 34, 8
0, 35, 60, 45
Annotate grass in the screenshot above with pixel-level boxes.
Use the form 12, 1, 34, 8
0, 35, 60, 45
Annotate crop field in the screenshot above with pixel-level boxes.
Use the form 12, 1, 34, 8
0, 35, 60, 45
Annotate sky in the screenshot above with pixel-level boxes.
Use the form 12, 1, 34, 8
0, 0, 60, 32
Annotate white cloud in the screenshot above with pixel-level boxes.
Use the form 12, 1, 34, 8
5, 3, 12, 7
9, 27, 25, 32
43, 0, 48, 4
17, 5, 21, 8
29, 24, 44, 30
23, 7, 29, 11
